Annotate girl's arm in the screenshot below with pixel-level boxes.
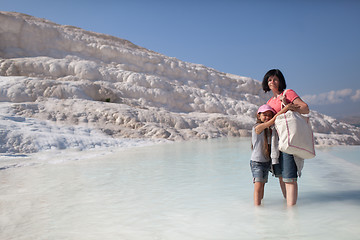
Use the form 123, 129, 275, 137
255, 104, 296, 134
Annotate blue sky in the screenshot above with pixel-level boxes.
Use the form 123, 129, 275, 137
2, 0, 360, 118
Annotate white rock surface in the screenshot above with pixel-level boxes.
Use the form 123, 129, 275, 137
0, 11, 359, 153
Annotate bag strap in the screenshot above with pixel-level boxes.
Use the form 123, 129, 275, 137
281, 89, 288, 109
283, 89, 288, 96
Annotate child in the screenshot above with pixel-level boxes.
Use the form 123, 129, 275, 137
250, 104, 291, 206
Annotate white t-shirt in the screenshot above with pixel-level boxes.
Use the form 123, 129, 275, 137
251, 126, 270, 163
251, 125, 280, 164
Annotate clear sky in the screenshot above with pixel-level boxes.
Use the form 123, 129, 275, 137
2, 0, 360, 118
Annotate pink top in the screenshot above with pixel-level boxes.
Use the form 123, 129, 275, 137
266, 89, 299, 113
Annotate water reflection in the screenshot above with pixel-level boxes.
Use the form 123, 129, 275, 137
300, 190, 360, 205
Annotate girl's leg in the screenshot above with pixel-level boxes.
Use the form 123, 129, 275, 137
254, 182, 265, 206
285, 182, 298, 206
279, 177, 286, 199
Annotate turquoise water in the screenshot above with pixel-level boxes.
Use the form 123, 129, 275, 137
0, 138, 359, 239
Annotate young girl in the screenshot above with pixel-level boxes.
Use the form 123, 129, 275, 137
250, 104, 291, 206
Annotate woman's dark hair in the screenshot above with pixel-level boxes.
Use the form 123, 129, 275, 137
262, 69, 287, 93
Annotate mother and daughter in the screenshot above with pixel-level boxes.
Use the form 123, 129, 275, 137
250, 69, 309, 206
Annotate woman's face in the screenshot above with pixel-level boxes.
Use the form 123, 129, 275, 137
259, 111, 273, 123
268, 75, 280, 92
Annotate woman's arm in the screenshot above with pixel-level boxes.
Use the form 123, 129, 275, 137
254, 104, 294, 134
292, 97, 309, 114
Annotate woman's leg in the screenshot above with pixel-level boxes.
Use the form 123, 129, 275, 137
279, 177, 286, 199
280, 152, 298, 206
285, 182, 298, 206
272, 163, 286, 199
254, 182, 265, 206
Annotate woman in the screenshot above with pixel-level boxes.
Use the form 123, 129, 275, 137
262, 69, 309, 206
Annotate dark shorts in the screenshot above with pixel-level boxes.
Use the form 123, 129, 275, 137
250, 161, 271, 183
272, 152, 298, 182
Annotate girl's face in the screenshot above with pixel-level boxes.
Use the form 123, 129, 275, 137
268, 75, 280, 92
259, 111, 274, 123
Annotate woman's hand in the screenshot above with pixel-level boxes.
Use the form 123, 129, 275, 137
279, 103, 299, 114
286, 103, 300, 112
293, 97, 310, 114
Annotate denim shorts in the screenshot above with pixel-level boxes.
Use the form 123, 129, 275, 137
272, 152, 298, 182
250, 161, 271, 183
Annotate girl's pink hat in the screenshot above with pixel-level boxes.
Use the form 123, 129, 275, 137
257, 104, 276, 114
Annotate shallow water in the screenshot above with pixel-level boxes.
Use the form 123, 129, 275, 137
0, 138, 359, 240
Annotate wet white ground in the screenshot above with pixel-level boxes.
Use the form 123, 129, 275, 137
0, 138, 359, 240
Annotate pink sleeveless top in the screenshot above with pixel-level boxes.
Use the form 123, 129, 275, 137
266, 89, 299, 113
